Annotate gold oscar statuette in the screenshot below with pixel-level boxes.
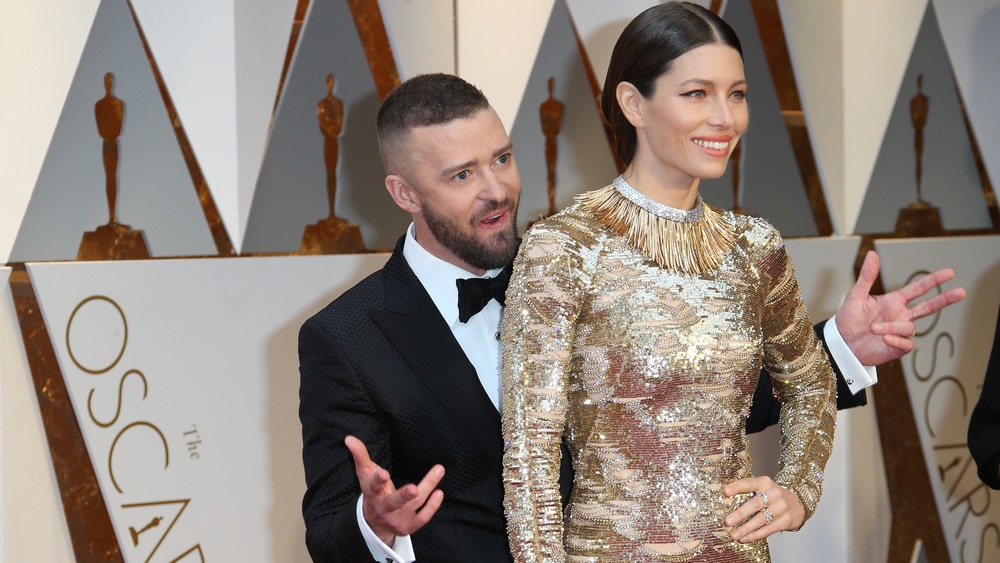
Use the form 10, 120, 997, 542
540, 77, 565, 218
895, 73, 943, 236
78, 72, 151, 260
300, 73, 366, 254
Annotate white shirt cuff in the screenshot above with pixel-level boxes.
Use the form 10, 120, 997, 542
356, 495, 416, 563
824, 315, 878, 394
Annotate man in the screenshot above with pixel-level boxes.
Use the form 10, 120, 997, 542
298, 74, 965, 563
969, 306, 1000, 489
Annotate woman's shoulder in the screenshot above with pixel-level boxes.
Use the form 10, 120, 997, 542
720, 207, 784, 253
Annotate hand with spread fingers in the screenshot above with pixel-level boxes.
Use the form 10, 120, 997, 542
345, 435, 445, 546
723, 476, 804, 543
836, 250, 966, 365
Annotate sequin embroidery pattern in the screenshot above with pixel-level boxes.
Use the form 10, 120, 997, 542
500, 179, 837, 562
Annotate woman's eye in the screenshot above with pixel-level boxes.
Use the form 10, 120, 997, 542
730, 90, 747, 100
683, 90, 706, 98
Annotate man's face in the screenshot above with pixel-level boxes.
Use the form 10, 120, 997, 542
390, 108, 521, 273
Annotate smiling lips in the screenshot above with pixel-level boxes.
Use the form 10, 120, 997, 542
692, 138, 733, 153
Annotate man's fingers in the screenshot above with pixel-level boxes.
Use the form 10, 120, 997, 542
848, 250, 880, 300
346, 435, 395, 498
382, 483, 420, 511
871, 321, 914, 336
408, 490, 445, 531
365, 466, 446, 538
898, 268, 956, 303
385, 465, 444, 511
345, 435, 374, 471
881, 334, 915, 353
415, 465, 446, 498
909, 287, 966, 319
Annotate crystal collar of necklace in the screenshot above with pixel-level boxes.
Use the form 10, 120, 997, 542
612, 175, 704, 223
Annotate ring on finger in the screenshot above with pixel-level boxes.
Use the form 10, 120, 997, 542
758, 491, 769, 508
761, 507, 774, 525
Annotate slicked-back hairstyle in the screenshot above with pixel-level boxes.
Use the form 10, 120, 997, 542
600, 2, 743, 166
376, 73, 490, 173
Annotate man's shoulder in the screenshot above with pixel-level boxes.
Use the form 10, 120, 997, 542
304, 266, 388, 331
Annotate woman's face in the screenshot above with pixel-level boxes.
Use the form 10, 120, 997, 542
631, 43, 748, 187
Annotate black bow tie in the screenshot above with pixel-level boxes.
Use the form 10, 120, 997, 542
456, 263, 513, 323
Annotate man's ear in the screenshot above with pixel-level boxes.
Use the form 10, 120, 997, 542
616, 81, 645, 128
385, 174, 421, 214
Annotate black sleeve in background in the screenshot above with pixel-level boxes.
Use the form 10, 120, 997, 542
969, 306, 1000, 490
746, 320, 868, 435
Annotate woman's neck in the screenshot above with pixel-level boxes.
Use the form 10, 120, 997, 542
621, 162, 701, 211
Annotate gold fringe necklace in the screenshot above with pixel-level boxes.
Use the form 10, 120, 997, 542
576, 175, 735, 275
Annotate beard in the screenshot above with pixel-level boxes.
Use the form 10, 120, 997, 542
423, 198, 520, 271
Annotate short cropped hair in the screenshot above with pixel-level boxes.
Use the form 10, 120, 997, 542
376, 73, 490, 173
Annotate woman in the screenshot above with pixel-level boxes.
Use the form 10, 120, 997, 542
500, 3, 836, 561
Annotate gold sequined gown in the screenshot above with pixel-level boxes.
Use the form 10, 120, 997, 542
500, 177, 837, 562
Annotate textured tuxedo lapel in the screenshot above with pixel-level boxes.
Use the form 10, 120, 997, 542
371, 243, 504, 465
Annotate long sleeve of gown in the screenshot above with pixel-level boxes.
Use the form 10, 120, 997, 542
756, 234, 837, 521
501, 223, 593, 562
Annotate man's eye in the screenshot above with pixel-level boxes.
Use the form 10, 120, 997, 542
496, 153, 511, 165
455, 170, 470, 181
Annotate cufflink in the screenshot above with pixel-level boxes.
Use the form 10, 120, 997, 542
846, 378, 854, 386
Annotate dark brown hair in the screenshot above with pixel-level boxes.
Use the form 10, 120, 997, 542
376, 73, 489, 172
600, 2, 743, 165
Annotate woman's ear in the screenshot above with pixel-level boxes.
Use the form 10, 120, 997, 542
616, 81, 645, 128
385, 174, 421, 214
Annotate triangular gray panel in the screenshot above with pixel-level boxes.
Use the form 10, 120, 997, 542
855, 2, 991, 233
510, 0, 619, 229
700, 0, 817, 237
241, 0, 406, 253
11, 0, 216, 261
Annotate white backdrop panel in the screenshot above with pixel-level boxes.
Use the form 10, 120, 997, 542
935, 0, 1000, 199
0, 0, 101, 263
378, 0, 455, 78
27, 253, 388, 562
875, 235, 1000, 563
130, 0, 241, 248
566, 0, 659, 90
456, 0, 555, 132
778, 0, 845, 235
842, 0, 928, 234
1, 267, 75, 563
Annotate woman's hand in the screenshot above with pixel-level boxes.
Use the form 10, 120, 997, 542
723, 476, 804, 543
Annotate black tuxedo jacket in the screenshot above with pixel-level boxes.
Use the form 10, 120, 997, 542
300, 238, 516, 562
969, 306, 1000, 489
299, 236, 865, 562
